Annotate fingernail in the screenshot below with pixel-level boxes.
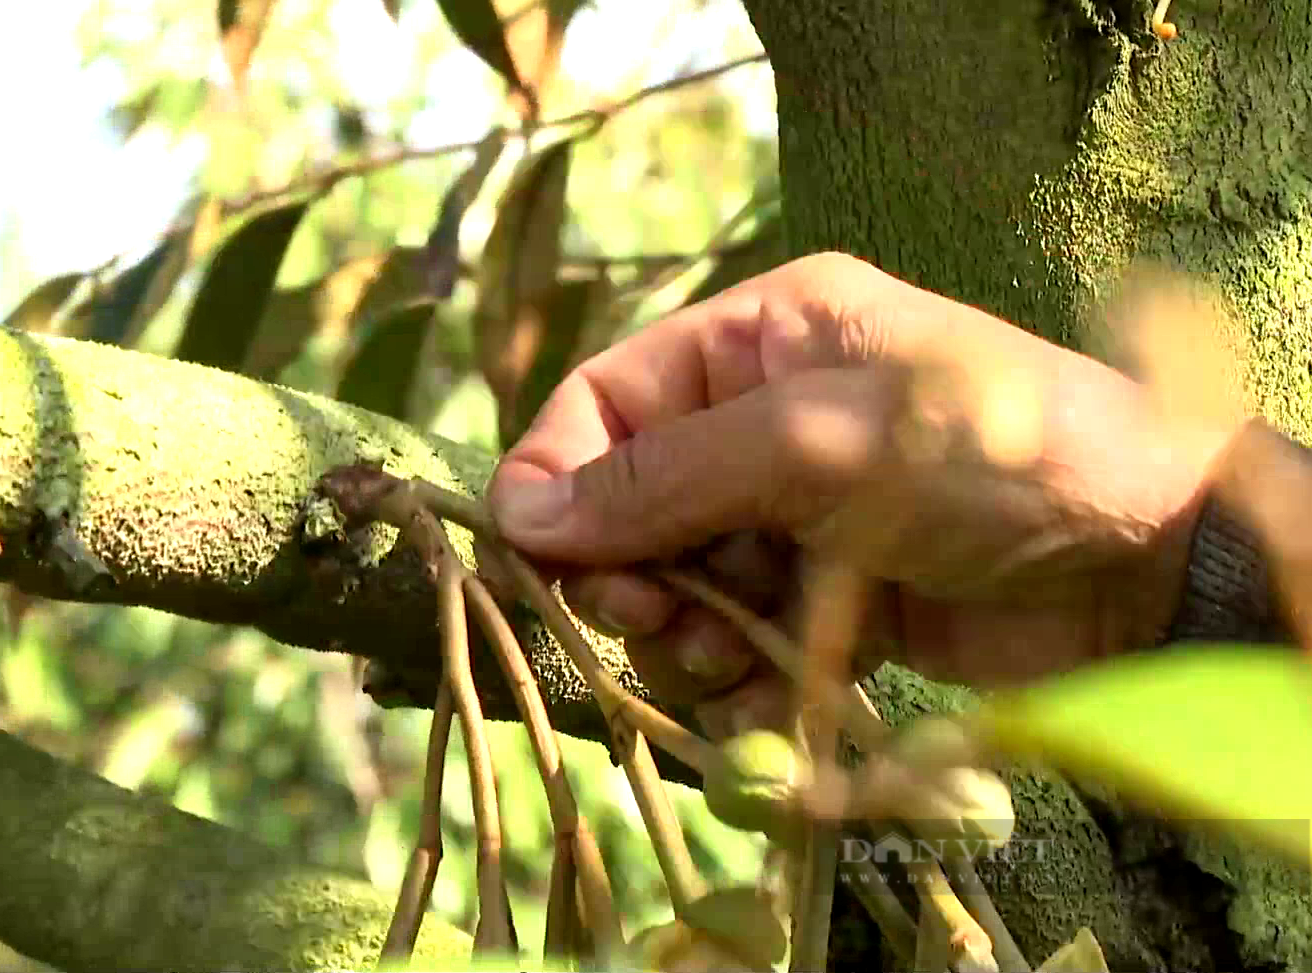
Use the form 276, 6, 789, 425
593, 605, 639, 637
496, 476, 571, 538
677, 630, 749, 686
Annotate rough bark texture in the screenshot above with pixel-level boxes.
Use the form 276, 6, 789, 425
738, 0, 1312, 970
0, 328, 643, 749
5, 2, 1312, 968
749, 0, 1312, 436
0, 728, 473, 971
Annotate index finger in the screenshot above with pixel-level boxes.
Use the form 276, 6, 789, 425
495, 252, 885, 489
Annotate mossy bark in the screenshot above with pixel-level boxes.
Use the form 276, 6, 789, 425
739, 1, 1312, 969
0, 728, 473, 971
0, 329, 642, 748
746, 0, 1312, 434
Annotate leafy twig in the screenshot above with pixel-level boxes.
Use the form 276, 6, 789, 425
217, 53, 768, 218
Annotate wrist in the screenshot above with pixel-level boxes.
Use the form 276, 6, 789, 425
1161, 419, 1292, 646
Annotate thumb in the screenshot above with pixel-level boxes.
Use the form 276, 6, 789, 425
489, 387, 788, 565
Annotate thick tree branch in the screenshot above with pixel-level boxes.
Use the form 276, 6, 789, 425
0, 728, 472, 971
0, 329, 642, 746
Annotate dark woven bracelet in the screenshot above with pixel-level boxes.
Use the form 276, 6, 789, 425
1165, 489, 1282, 644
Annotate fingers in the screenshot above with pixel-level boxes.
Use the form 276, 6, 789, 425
623, 605, 759, 705
489, 254, 887, 558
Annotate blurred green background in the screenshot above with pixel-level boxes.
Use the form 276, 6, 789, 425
0, 0, 784, 967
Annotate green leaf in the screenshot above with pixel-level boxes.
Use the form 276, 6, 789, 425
335, 300, 437, 420
424, 131, 505, 299
63, 240, 174, 345
174, 200, 308, 372
243, 251, 394, 379
684, 207, 785, 307
975, 643, 1312, 868
2, 273, 84, 332
434, 0, 522, 91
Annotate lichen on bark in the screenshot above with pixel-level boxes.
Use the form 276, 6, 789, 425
742, 0, 1312, 968
0, 729, 473, 971
0, 329, 640, 745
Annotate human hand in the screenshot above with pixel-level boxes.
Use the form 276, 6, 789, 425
486, 253, 1230, 739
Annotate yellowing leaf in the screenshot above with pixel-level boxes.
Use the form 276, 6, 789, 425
976, 643, 1312, 868
2, 273, 84, 333
501, 273, 611, 447
219, 0, 278, 89
473, 139, 572, 446
174, 199, 308, 372
1036, 927, 1110, 973
499, 0, 586, 120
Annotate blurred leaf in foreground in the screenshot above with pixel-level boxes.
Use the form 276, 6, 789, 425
976, 642, 1312, 869
502, 272, 611, 447
434, 0, 521, 93
63, 241, 174, 345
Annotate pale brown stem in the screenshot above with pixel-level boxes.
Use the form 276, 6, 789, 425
914, 905, 954, 973
434, 544, 514, 954
789, 562, 862, 972
945, 862, 1030, 973
840, 859, 917, 963
907, 858, 997, 973
463, 576, 624, 962
378, 680, 455, 965
542, 833, 580, 962
490, 546, 708, 913
380, 681, 456, 965
791, 811, 839, 972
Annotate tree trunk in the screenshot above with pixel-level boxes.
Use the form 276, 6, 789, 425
740, 0, 1312, 969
